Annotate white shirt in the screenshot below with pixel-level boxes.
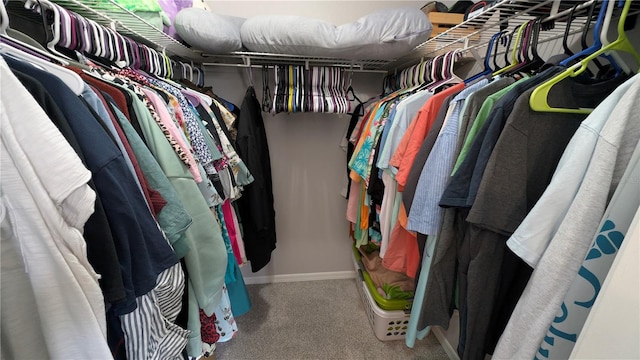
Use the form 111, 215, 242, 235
0, 58, 111, 359
494, 74, 640, 360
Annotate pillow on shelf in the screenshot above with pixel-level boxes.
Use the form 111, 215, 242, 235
240, 7, 432, 60
174, 8, 245, 54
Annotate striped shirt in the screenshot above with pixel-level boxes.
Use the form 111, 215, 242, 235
407, 79, 489, 235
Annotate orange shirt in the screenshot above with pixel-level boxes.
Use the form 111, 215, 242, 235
381, 204, 419, 278
389, 83, 465, 189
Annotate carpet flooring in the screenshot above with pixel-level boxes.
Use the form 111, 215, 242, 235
215, 279, 449, 360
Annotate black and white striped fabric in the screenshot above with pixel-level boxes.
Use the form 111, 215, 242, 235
120, 263, 188, 360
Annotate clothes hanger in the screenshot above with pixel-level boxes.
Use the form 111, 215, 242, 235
562, 4, 579, 56
153, 48, 162, 76
163, 51, 171, 78
150, 46, 159, 75
512, 18, 545, 75
600, 0, 631, 74
502, 29, 515, 68
465, 30, 503, 83
422, 58, 433, 84
345, 65, 363, 107
407, 63, 416, 88
184, 61, 193, 82
0, 43, 84, 95
494, 22, 527, 76
169, 59, 178, 80
504, 19, 540, 76
576, 1, 607, 74
493, 28, 514, 72
58, 6, 72, 49
1, 0, 83, 95
516, 21, 532, 65
189, 62, 198, 83
78, 11, 93, 54
423, 54, 441, 88
427, 49, 464, 92
195, 65, 204, 87
87, 19, 101, 58
559, 0, 622, 73
246, 63, 254, 87
0, 0, 8, 36
492, 31, 507, 71
530, 0, 639, 114
24, 0, 72, 60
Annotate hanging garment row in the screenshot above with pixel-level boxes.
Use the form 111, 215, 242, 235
4, 0, 206, 82
346, 1, 639, 360
1, 0, 279, 358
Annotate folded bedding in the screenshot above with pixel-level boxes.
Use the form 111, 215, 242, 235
175, 7, 431, 59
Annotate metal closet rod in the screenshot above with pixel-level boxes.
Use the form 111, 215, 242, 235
201, 62, 388, 73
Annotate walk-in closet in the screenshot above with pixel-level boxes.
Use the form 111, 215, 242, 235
1, 0, 638, 359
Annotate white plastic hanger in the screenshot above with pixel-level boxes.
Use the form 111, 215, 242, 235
600, 0, 631, 74
0, 0, 8, 36
1, 0, 81, 95
184, 62, 193, 82
25, 0, 69, 59
0, 43, 84, 95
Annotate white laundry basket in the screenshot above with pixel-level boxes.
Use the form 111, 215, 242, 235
355, 272, 410, 341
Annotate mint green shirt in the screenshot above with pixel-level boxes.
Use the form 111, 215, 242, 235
131, 91, 228, 356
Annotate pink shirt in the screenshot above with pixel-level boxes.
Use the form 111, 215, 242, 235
142, 88, 202, 183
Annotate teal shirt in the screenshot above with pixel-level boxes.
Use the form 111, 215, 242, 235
113, 105, 192, 258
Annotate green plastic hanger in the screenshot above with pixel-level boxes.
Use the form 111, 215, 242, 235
529, 0, 640, 114
493, 22, 527, 76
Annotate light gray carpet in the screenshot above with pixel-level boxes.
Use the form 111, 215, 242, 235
215, 279, 449, 360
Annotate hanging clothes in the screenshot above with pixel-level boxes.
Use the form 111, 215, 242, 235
493, 73, 640, 360
236, 86, 278, 272
403, 77, 516, 350
1, 9, 256, 356
0, 57, 112, 359
540, 129, 639, 359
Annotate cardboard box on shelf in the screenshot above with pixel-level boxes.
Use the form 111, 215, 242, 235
427, 12, 479, 41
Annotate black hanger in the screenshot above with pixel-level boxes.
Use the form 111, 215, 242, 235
510, 18, 545, 75
262, 65, 272, 112
346, 86, 364, 116
492, 30, 510, 71
503, 29, 515, 68
346, 85, 362, 105
580, 1, 606, 73
563, 4, 579, 56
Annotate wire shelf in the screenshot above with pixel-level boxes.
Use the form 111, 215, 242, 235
50, 0, 206, 61
46, 0, 628, 74
384, 0, 597, 71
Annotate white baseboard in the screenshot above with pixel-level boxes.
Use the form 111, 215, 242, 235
243, 271, 356, 285
433, 326, 460, 360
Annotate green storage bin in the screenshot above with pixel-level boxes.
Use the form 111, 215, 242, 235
352, 246, 413, 312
